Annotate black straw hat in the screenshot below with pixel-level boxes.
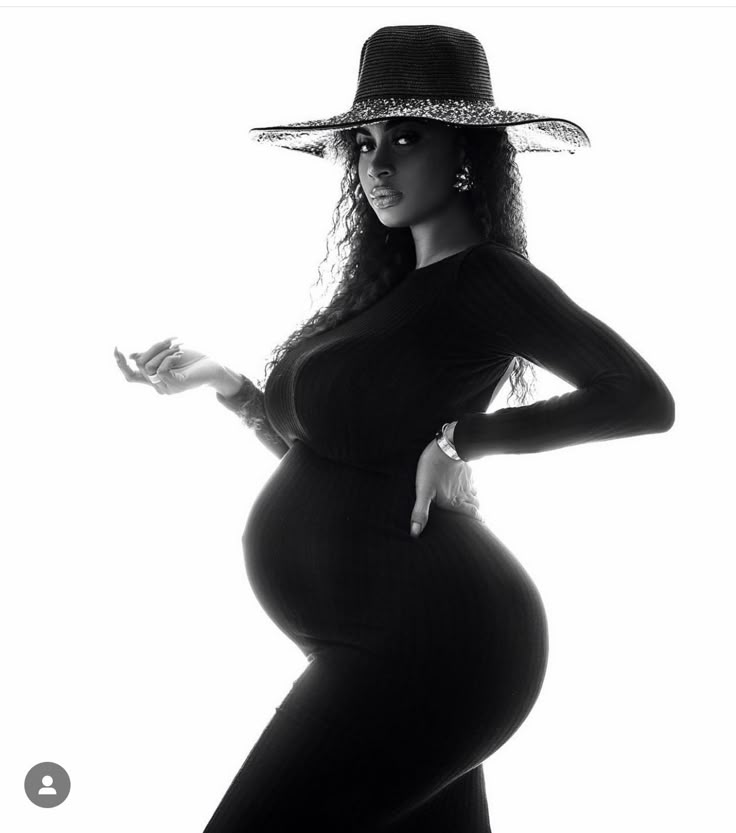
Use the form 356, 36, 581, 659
249, 24, 591, 159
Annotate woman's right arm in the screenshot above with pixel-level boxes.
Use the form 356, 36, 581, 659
211, 366, 290, 460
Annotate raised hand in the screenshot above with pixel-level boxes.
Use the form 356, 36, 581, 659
114, 337, 222, 395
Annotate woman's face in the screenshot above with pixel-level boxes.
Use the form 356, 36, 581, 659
354, 118, 465, 229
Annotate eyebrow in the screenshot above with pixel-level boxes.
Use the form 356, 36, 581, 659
354, 118, 423, 136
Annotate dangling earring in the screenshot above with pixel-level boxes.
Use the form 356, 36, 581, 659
453, 160, 474, 192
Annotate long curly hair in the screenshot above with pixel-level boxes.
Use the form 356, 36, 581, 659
256, 122, 537, 406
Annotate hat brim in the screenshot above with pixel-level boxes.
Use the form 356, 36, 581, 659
248, 98, 591, 159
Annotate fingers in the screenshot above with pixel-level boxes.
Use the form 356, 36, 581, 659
452, 493, 484, 524
410, 495, 482, 538
134, 341, 182, 377
459, 501, 483, 521
114, 346, 149, 385
141, 344, 182, 378
131, 336, 179, 368
157, 351, 181, 373
114, 338, 182, 389
410, 495, 434, 538
447, 491, 479, 509
411, 445, 480, 539
465, 492, 480, 508
156, 350, 184, 384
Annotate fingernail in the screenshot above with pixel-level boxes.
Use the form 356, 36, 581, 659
410, 522, 421, 537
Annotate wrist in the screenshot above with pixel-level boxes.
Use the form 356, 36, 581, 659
434, 421, 462, 462
210, 364, 248, 398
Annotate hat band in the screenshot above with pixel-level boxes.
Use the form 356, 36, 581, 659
349, 96, 496, 118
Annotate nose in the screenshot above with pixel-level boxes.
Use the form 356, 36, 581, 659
367, 138, 395, 180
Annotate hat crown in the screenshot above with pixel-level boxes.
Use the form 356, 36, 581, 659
353, 25, 495, 104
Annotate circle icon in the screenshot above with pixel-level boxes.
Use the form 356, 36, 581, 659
24, 762, 71, 808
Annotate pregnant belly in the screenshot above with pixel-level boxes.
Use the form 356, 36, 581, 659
242, 441, 548, 700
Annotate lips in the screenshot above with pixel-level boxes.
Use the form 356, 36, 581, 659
372, 193, 402, 209
371, 187, 402, 199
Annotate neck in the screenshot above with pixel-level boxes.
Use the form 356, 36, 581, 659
411, 196, 484, 270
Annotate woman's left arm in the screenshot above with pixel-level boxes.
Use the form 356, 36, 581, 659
214, 372, 290, 459
450, 244, 676, 462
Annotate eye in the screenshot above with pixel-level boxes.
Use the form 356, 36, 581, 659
394, 131, 418, 145
355, 131, 419, 153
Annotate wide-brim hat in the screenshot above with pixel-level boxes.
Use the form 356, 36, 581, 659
249, 24, 591, 160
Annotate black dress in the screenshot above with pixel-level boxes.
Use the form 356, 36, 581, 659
205, 241, 675, 832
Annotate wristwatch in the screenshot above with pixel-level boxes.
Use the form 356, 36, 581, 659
434, 422, 462, 461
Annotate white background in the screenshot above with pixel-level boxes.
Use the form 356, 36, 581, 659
1, 4, 733, 832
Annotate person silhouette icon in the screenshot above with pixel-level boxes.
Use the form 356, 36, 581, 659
37, 774, 58, 795
24, 762, 70, 807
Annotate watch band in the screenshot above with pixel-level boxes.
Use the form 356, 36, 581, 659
434, 422, 462, 461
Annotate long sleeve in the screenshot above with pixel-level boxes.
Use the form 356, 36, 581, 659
450, 243, 676, 462
215, 374, 290, 460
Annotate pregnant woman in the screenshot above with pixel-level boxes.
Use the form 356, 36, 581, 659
115, 25, 675, 832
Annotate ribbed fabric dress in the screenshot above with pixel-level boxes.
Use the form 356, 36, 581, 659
204, 240, 675, 832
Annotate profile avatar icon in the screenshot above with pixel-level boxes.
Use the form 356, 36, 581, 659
24, 762, 70, 808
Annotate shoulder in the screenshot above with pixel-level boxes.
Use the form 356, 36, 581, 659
459, 240, 575, 300
455, 240, 541, 300
453, 241, 584, 331
459, 240, 534, 276
448, 242, 529, 335
466, 240, 530, 262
